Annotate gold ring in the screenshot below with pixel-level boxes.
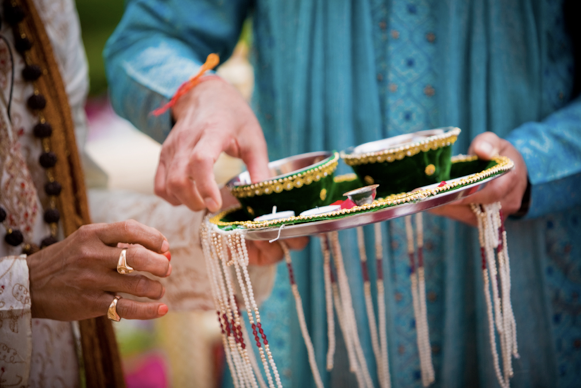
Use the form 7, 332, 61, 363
116, 248, 133, 274
107, 295, 122, 322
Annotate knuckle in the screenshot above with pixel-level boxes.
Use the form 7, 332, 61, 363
122, 219, 141, 237
167, 175, 188, 191
75, 224, 95, 241
132, 277, 150, 297
116, 300, 133, 318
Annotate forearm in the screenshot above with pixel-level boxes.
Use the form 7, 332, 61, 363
506, 96, 581, 218
104, 0, 251, 143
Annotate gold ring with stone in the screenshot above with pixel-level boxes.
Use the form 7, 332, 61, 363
116, 248, 133, 274
107, 295, 122, 322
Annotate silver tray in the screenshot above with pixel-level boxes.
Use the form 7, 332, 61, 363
242, 169, 509, 240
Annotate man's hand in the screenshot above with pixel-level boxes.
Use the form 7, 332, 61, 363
430, 132, 528, 226
155, 77, 271, 213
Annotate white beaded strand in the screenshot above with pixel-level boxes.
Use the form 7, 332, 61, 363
208, 231, 250, 387
233, 234, 283, 388
374, 222, 391, 388
201, 226, 242, 388
226, 235, 275, 388
471, 203, 520, 388
329, 231, 374, 388
281, 242, 324, 388
242, 317, 268, 388
415, 213, 435, 385
216, 234, 257, 388
404, 215, 434, 387
331, 264, 365, 387
320, 235, 336, 371
356, 227, 383, 387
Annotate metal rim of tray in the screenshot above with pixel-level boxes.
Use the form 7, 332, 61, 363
238, 168, 510, 240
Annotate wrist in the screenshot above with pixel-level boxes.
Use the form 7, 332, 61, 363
511, 177, 531, 219
171, 75, 225, 124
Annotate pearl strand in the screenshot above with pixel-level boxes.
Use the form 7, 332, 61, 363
481, 205, 511, 382
415, 213, 434, 385
471, 205, 510, 388
374, 223, 391, 388
201, 226, 242, 388
281, 241, 324, 388
320, 235, 336, 371
242, 321, 268, 388
209, 234, 247, 388
226, 235, 275, 388
493, 208, 519, 359
216, 234, 257, 388
233, 234, 282, 388
329, 231, 374, 388
356, 227, 383, 387
206, 230, 248, 387
404, 215, 433, 387
331, 266, 364, 386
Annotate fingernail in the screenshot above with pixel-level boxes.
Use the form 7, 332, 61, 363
205, 197, 218, 211
160, 287, 166, 298
479, 141, 495, 157
158, 304, 168, 316
164, 251, 172, 261
165, 264, 172, 277
161, 240, 170, 253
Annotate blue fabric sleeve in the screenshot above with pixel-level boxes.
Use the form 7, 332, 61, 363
103, 0, 251, 143
506, 96, 581, 219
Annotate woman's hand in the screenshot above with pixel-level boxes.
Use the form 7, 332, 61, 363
26, 220, 172, 321
155, 77, 271, 213
430, 132, 528, 226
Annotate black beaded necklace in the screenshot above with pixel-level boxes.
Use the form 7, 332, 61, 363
1, 0, 61, 254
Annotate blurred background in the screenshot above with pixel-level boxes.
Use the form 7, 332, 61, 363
76, 1, 251, 386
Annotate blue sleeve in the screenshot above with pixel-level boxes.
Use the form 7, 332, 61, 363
103, 0, 251, 143
506, 96, 581, 219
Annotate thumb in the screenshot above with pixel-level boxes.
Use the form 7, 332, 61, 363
469, 132, 501, 160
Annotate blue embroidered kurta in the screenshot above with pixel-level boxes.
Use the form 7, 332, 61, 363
104, 1, 581, 387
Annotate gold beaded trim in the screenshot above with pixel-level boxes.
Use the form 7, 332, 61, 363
210, 156, 513, 230
342, 127, 461, 166
333, 173, 358, 183
229, 152, 339, 198
451, 154, 479, 163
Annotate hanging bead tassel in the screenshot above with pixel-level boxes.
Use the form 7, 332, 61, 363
415, 213, 435, 385
326, 236, 363, 385
280, 242, 324, 388
201, 226, 255, 388
201, 218, 282, 388
471, 203, 518, 388
228, 234, 283, 388
374, 223, 391, 388
321, 236, 336, 371
404, 215, 434, 387
329, 231, 374, 388
356, 226, 389, 388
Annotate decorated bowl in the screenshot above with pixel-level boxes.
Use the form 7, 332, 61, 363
226, 151, 339, 218
341, 127, 461, 197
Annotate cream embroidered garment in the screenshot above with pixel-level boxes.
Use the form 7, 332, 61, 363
0, 0, 87, 386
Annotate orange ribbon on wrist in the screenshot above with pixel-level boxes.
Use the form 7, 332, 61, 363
151, 53, 220, 116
